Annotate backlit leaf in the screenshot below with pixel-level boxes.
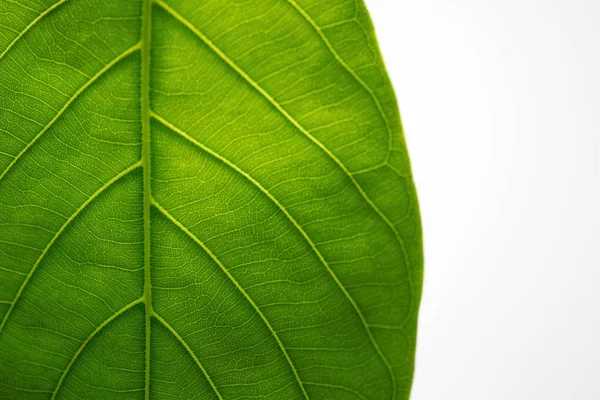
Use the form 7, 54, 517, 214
0, 0, 423, 399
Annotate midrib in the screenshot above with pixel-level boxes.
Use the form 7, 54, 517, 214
141, 0, 153, 399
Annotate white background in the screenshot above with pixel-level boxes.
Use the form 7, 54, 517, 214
367, 1, 600, 399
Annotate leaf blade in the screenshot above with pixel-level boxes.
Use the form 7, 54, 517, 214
0, 1, 422, 399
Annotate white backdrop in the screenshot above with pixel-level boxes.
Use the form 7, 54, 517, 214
367, 1, 600, 399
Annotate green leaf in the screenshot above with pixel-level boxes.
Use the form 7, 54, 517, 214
0, 0, 423, 399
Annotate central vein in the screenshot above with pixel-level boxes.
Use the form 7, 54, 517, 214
141, 0, 153, 398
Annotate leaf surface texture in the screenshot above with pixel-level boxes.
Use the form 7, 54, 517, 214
0, 0, 423, 399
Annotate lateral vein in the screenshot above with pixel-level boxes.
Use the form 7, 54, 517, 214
153, 3, 414, 347
0, 0, 68, 61
284, 0, 394, 163
152, 312, 224, 400
0, 161, 142, 333
152, 112, 399, 391
50, 297, 144, 400
152, 199, 310, 400
0, 43, 141, 182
